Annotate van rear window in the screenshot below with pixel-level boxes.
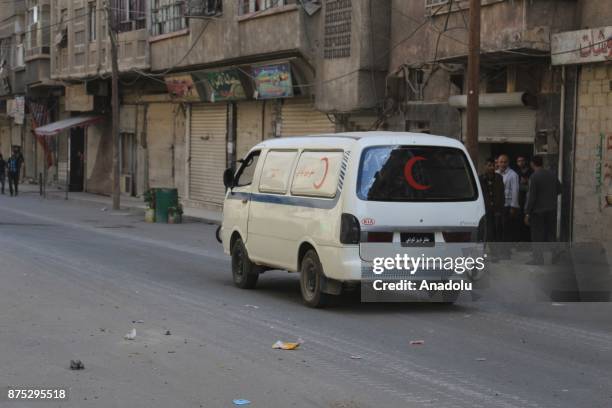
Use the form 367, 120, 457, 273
357, 146, 477, 202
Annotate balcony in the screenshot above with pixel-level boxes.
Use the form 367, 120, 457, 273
426, 0, 578, 63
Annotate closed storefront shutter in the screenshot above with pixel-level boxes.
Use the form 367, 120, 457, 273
236, 101, 264, 160
190, 103, 227, 206
461, 108, 536, 144
280, 98, 335, 137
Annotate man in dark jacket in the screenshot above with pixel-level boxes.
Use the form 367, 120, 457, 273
479, 158, 505, 242
524, 156, 562, 243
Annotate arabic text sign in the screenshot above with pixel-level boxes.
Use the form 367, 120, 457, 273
552, 26, 612, 66
204, 69, 246, 102
252, 63, 294, 99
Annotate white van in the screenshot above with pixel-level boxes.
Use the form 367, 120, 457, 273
221, 132, 485, 307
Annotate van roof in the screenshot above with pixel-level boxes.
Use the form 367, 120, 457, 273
254, 132, 465, 150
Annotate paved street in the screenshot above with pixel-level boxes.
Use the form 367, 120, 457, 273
1, 191, 611, 408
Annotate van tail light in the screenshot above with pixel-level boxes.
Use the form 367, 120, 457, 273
367, 232, 393, 242
340, 213, 361, 244
442, 231, 473, 242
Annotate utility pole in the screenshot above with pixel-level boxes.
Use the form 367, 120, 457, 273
466, 0, 481, 167
106, 2, 120, 210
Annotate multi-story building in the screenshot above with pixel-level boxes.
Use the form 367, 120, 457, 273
0, 0, 26, 163
122, 0, 390, 211
551, 2, 612, 243
386, 0, 584, 240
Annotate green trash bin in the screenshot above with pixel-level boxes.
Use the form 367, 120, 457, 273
154, 188, 178, 223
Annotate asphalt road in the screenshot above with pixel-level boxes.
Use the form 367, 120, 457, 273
0, 191, 611, 408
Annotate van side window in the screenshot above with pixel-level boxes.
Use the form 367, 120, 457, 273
235, 151, 261, 187
258, 150, 297, 194
291, 151, 343, 198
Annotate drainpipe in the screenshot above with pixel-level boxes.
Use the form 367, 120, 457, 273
557, 66, 565, 240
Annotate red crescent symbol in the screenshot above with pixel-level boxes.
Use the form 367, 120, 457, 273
404, 156, 431, 190
313, 157, 329, 190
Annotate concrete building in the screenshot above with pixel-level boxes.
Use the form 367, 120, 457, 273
45, 0, 150, 195
386, 0, 578, 169
133, 0, 390, 212
551, 2, 612, 243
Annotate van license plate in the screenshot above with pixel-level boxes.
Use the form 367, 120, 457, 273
400, 233, 435, 247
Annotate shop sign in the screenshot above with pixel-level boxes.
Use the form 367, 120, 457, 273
194, 69, 247, 102
552, 26, 612, 65
164, 74, 201, 101
252, 63, 294, 99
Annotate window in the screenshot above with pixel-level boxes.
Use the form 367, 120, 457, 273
26, 7, 39, 53
239, 0, 286, 15
357, 146, 477, 202
184, 0, 223, 17
291, 151, 343, 198
88, 4, 97, 41
235, 151, 261, 187
258, 150, 297, 194
151, 0, 188, 36
425, 0, 448, 8
110, 0, 145, 33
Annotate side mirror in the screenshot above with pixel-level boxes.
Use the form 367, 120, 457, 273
223, 167, 235, 189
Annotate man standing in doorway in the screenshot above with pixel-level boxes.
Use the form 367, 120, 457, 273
7, 147, 24, 196
516, 156, 533, 241
496, 154, 520, 242
524, 156, 561, 243
479, 157, 505, 242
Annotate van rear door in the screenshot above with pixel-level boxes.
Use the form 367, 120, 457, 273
355, 145, 483, 247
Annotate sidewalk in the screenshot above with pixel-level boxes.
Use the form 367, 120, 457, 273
18, 183, 223, 225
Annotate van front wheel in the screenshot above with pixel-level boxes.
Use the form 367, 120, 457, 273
300, 250, 329, 308
231, 238, 259, 289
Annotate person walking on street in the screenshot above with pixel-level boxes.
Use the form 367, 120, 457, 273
516, 156, 533, 241
7, 149, 23, 196
0, 153, 6, 194
479, 157, 505, 242
496, 154, 520, 242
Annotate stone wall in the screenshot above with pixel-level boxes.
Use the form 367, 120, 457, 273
573, 64, 612, 242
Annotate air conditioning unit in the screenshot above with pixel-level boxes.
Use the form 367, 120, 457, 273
120, 174, 132, 195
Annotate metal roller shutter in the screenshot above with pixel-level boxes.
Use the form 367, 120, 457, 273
190, 103, 227, 206
461, 108, 536, 143
280, 99, 335, 137
237, 101, 264, 160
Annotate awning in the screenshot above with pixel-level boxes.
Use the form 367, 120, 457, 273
34, 115, 103, 136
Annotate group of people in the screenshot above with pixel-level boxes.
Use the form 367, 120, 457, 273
0, 147, 24, 196
479, 153, 561, 244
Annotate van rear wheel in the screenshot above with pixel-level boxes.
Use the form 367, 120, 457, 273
231, 238, 259, 289
300, 250, 329, 308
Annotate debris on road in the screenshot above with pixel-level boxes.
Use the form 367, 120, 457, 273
476, 358, 487, 361
70, 360, 85, 370
409, 340, 425, 345
101, 207, 107, 212
350, 355, 362, 360
124, 328, 137, 340
272, 340, 301, 350
164, 330, 172, 336
168, 351, 176, 354
132, 320, 145, 324
244, 304, 259, 309
233, 399, 251, 405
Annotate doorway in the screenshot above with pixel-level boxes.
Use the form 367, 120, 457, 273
69, 127, 85, 192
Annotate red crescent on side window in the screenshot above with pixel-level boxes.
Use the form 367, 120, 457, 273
404, 156, 431, 190
313, 157, 329, 189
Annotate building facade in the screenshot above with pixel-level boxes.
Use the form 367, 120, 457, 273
551, 1, 612, 243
